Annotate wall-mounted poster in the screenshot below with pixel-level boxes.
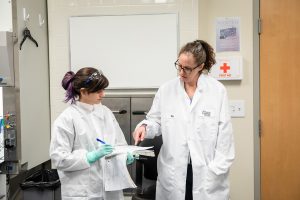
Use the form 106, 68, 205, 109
216, 17, 240, 52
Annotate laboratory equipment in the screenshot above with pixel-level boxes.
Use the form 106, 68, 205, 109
0, 31, 20, 174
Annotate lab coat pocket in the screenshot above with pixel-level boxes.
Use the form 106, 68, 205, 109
161, 113, 176, 134
196, 112, 218, 140
205, 168, 228, 196
62, 184, 88, 198
157, 160, 176, 192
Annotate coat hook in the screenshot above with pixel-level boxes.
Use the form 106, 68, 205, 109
23, 8, 30, 22
38, 14, 45, 27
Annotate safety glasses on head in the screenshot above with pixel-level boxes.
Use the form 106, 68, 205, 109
84, 70, 103, 85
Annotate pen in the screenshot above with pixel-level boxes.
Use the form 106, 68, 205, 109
96, 138, 106, 144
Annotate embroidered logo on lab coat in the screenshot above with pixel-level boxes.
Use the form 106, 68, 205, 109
202, 110, 211, 117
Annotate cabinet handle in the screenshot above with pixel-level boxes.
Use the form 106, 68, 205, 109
132, 111, 148, 115
112, 109, 127, 114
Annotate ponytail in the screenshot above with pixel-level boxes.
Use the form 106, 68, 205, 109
61, 71, 76, 103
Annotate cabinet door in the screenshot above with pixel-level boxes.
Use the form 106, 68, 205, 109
130, 98, 154, 139
130, 97, 154, 184
101, 97, 130, 144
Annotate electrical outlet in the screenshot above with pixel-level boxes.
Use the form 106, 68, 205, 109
229, 100, 245, 118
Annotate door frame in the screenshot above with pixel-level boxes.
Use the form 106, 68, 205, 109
253, 0, 260, 199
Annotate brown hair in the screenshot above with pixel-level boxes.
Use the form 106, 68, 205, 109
61, 67, 109, 103
179, 40, 216, 72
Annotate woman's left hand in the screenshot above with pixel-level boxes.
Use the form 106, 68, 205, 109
126, 152, 135, 165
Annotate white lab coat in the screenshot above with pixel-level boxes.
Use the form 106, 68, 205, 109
50, 102, 133, 200
137, 74, 235, 200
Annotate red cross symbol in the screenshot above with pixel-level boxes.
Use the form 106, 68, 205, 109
220, 63, 230, 73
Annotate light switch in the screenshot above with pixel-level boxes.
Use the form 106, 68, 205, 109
229, 100, 245, 118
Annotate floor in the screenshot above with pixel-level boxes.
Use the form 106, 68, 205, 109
124, 196, 132, 200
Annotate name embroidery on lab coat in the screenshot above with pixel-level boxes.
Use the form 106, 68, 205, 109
202, 110, 211, 117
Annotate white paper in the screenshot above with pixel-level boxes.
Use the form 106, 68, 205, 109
104, 154, 137, 191
106, 145, 154, 158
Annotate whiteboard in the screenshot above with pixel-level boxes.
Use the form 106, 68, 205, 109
70, 14, 178, 89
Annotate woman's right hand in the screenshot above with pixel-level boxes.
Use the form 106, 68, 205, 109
86, 144, 113, 164
133, 125, 146, 145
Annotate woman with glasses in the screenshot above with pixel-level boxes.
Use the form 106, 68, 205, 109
50, 67, 136, 200
133, 40, 235, 200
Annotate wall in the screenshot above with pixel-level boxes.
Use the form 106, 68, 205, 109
199, 0, 255, 200
48, 0, 199, 120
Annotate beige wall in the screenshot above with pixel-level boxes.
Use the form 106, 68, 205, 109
199, 0, 255, 200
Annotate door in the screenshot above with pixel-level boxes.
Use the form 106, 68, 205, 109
130, 97, 154, 136
260, 0, 300, 199
130, 97, 154, 184
101, 97, 131, 144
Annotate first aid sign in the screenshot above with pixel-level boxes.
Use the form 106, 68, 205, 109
209, 56, 243, 80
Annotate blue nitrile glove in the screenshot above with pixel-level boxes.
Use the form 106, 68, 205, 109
126, 152, 135, 165
86, 144, 113, 164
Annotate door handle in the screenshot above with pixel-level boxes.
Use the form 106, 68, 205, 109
112, 109, 127, 114
132, 111, 148, 115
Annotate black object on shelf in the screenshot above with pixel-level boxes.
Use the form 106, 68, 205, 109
20, 169, 61, 200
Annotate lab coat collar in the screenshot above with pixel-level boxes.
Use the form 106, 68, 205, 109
178, 73, 207, 92
196, 73, 208, 92
179, 74, 208, 112
191, 74, 208, 110
74, 101, 105, 120
76, 101, 95, 112
93, 104, 105, 120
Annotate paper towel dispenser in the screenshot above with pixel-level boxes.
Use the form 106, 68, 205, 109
0, 31, 14, 86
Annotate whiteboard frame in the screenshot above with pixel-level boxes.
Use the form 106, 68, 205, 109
69, 13, 179, 89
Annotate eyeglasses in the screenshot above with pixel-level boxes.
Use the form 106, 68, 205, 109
174, 59, 200, 74
84, 71, 103, 85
